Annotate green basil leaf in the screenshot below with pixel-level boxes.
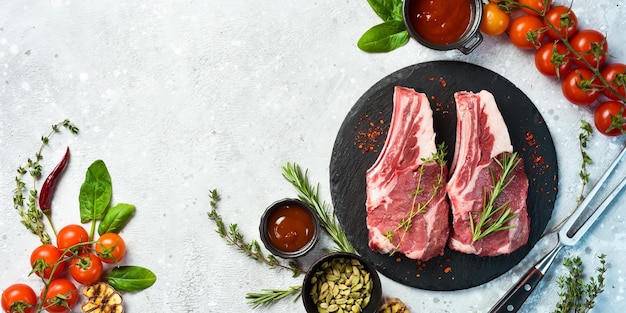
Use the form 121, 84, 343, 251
357, 20, 409, 53
79, 160, 112, 223
106, 266, 157, 292
98, 203, 135, 235
367, 0, 403, 22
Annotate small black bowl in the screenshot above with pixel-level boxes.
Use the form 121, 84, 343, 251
259, 198, 319, 258
302, 252, 383, 313
403, 0, 483, 54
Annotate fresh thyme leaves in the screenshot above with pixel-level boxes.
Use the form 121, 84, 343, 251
207, 189, 301, 277
13, 119, 79, 244
245, 286, 302, 309
469, 152, 521, 242
554, 254, 607, 313
385, 143, 447, 254
281, 162, 355, 254
578, 120, 593, 203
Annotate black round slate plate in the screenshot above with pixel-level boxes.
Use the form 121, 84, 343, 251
329, 61, 558, 291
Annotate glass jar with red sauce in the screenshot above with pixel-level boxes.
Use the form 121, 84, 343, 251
259, 199, 319, 258
403, 0, 483, 54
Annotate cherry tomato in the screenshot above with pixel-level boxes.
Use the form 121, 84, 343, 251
41, 279, 78, 313
30, 244, 66, 279
518, 0, 552, 16
543, 5, 578, 40
56, 224, 90, 253
508, 15, 545, 49
69, 252, 103, 285
594, 101, 626, 136
570, 29, 608, 68
601, 63, 626, 101
535, 42, 572, 78
95, 233, 126, 264
562, 68, 601, 106
1, 284, 37, 313
480, 3, 510, 36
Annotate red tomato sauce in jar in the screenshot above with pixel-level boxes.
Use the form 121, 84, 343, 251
407, 0, 472, 45
266, 204, 315, 252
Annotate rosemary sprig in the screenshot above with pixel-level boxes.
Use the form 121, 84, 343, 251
245, 286, 302, 309
469, 152, 521, 242
554, 254, 607, 313
13, 119, 79, 244
386, 143, 447, 254
207, 189, 301, 277
281, 162, 355, 254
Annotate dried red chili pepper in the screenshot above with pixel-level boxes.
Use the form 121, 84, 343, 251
39, 147, 70, 214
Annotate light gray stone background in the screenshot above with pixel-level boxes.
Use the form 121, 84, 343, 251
1, 0, 625, 312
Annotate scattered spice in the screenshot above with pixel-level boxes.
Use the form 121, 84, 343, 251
354, 113, 386, 153
439, 77, 447, 87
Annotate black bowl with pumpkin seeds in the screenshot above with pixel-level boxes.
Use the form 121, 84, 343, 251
302, 252, 382, 313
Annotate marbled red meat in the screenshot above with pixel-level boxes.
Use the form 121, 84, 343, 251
446, 90, 529, 256
365, 86, 449, 261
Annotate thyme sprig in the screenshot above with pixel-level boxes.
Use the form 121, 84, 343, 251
470, 152, 521, 242
544, 120, 594, 236
207, 189, 301, 277
554, 254, 607, 313
245, 286, 302, 309
281, 162, 355, 254
13, 119, 79, 244
577, 120, 594, 203
385, 143, 447, 254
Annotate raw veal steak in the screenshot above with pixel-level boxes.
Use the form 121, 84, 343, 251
447, 90, 529, 256
365, 86, 449, 261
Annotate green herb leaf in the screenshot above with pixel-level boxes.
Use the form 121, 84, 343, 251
79, 160, 112, 223
98, 203, 136, 235
282, 163, 355, 253
106, 266, 157, 292
366, 0, 403, 22
357, 20, 409, 53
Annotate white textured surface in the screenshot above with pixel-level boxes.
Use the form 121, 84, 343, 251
1, 0, 626, 312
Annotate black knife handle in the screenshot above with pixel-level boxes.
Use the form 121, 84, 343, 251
488, 267, 544, 313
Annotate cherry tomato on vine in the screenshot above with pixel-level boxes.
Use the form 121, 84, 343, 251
41, 279, 78, 313
535, 42, 572, 78
570, 29, 608, 68
601, 63, 626, 101
543, 6, 578, 40
1, 284, 37, 313
562, 68, 601, 106
56, 224, 90, 253
508, 15, 545, 49
30, 244, 66, 279
95, 233, 126, 264
480, 3, 510, 36
518, 0, 552, 16
594, 100, 626, 136
69, 252, 103, 285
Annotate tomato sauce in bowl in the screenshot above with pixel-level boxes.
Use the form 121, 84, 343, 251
408, 0, 471, 45
259, 199, 319, 258
403, 0, 483, 54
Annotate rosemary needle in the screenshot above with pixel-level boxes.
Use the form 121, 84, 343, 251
245, 286, 302, 309
281, 162, 355, 254
470, 152, 521, 242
